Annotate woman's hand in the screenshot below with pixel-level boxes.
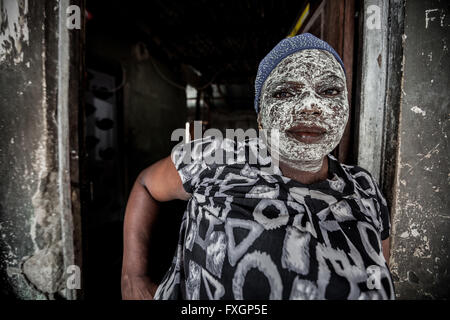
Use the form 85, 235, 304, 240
121, 274, 159, 300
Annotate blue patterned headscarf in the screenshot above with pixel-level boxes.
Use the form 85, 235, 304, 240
254, 33, 346, 113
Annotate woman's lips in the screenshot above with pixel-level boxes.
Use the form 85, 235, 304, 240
286, 124, 327, 144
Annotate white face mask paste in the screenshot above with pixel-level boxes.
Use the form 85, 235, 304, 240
258, 49, 349, 173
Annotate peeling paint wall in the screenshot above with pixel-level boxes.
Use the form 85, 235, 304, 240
389, 0, 449, 299
0, 0, 80, 299
0, 0, 29, 64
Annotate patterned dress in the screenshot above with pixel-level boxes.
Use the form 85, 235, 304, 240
154, 136, 395, 300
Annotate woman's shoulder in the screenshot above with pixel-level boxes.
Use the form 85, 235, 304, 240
330, 155, 386, 203
329, 154, 376, 180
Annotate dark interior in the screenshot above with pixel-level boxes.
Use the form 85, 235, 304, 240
81, 0, 354, 299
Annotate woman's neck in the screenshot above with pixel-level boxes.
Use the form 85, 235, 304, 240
278, 156, 329, 185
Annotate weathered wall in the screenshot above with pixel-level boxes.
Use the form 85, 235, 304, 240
0, 0, 81, 299
389, 0, 449, 299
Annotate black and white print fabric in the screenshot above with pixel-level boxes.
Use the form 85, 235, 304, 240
153, 136, 395, 300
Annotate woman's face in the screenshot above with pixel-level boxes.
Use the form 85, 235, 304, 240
258, 49, 349, 171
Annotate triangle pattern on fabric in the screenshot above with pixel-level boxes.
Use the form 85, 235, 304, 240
225, 218, 264, 267
201, 268, 225, 300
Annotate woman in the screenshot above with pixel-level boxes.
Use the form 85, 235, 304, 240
121, 33, 395, 300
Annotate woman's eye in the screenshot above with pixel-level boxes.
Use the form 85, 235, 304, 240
272, 90, 293, 98
321, 88, 340, 96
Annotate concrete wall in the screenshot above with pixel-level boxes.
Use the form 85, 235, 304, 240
0, 0, 81, 299
389, 0, 449, 299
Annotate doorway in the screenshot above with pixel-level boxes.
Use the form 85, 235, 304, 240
78, 0, 362, 299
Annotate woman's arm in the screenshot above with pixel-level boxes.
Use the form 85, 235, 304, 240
121, 156, 190, 300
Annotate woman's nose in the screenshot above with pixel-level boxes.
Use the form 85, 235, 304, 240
293, 101, 323, 116
292, 91, 323, 116
299, 104, 322, 116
